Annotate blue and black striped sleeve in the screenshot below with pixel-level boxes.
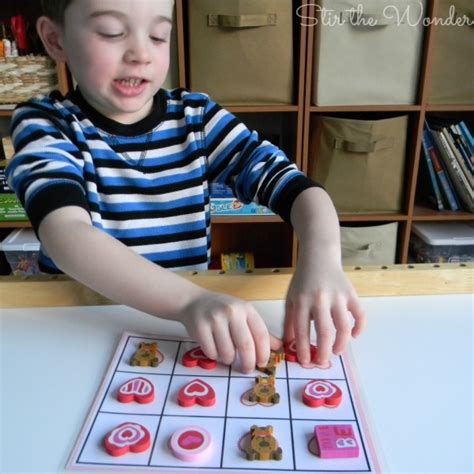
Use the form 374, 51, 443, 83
6, 101, 90, 232
202, 96, 320, 223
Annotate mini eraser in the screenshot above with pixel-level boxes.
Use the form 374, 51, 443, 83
284, 340, 318, 363
314, 424, 359, 459
130, 342, 161, 367
245, 425, 283, 461
178, 378, 216, 407
169, 425, 212, 461
104, 422, 151, 457
256, 349, 285, 375
182, 347, 217, 369
248, 376, 280, 405
303, 380, 342, 408
117, 377, 155, 404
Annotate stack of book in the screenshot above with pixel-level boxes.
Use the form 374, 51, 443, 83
419, 119, 473, 213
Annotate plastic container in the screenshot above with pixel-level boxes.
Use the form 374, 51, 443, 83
0, 228, 40, 275
410, 222, 474, 264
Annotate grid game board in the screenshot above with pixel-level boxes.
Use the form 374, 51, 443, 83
67, 332, 381, 473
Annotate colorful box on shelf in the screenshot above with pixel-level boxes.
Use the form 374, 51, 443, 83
0, 194, 27, 221
0, 228, 40, 275
210, 183, 274, 216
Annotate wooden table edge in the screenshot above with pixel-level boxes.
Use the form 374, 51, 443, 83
1, 264, 472, 308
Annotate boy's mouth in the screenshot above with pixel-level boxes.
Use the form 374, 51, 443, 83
112, 77, 151, 97
114, 77, 149, 87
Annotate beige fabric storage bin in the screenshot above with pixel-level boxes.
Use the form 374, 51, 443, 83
309, 115, 408, 213
341, 222, 399, 265
428, 0, 474, 105
188, 0, 294, 104
312, 0, 425, 105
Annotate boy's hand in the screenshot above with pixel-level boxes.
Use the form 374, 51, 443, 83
284, 257, 366, 368
177, 292, 281, 373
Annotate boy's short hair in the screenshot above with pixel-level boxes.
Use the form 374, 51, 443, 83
41, 0, 73, 24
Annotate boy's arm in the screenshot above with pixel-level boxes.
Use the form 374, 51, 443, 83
285, 187, 366, 367
38, 206, 277, 372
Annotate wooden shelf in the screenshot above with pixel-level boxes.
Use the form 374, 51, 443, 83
225, 105, 299, 113
0, 109, 15, 117
211, 215, 283, 224
425, 104, 474, 112
338, 213, 409, 223
0, 221, 31, 228
412, 205, 474, 221
309, 105, 421, 113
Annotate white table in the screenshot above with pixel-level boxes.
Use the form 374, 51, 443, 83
1, 294, 472, 473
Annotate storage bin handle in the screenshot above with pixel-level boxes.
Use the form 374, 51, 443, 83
208, 14, 277, 28
342, 243, 374, 256
333, 138, 394, 153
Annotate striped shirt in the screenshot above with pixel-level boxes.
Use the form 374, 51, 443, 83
7, 88, 317, 273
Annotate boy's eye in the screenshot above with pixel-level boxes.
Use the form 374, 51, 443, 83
150, 36, 166, 43
98, 32, 124, 38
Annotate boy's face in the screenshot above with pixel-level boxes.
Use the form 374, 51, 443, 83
58, 0, 173, 123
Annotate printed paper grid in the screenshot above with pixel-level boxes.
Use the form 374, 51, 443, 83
67, 333, 380, 473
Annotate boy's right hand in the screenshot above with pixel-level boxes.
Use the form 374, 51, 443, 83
176, 292, 281, 373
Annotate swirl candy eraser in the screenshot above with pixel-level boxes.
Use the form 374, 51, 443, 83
104, 422, 151, 457
303, 380, 342, 408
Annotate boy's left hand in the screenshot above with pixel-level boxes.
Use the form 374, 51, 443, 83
284, 257, 366, 368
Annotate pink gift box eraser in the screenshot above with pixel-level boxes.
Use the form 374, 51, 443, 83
314, 424, 359, 459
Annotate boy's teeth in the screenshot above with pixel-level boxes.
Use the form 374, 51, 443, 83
118, 78, 143, 87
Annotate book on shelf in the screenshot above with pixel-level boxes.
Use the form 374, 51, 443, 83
433, 120, 474, 177
450, 124, 473, 174
1, 137, 14, 161
422, 126, 460, 211
0, 137, 13, 194
428, 121, 474, 213
420, 132, 445, 211
458, 121, 474, 156
441, 129, 474, 190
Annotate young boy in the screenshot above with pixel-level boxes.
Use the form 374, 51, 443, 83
6, 0, 365, 373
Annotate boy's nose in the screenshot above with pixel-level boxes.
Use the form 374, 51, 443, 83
124, 37, 152, 64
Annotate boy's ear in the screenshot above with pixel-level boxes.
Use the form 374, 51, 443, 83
36, 16, 68, 63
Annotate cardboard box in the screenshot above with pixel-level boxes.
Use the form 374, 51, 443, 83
210, 183, 274, 216
0, 194, 28, 221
